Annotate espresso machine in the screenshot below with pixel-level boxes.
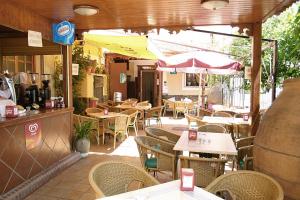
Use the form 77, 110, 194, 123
39, 74, 51, 107
25, 73, 39, 108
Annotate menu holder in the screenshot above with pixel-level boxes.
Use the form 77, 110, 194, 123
188, 129, 197, 140
243, 114, 249, 121
104, 109, 108, 115
180, 168, 195, 191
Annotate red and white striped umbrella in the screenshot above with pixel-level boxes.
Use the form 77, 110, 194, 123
157, 50, 242, 75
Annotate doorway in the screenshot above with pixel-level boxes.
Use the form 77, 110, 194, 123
139, 66, 162, 106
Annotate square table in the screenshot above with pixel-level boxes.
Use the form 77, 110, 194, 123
87, 111, 126, 119
202, 116, 250, 125
173, 131, 237, 155
99, 180, 222, 200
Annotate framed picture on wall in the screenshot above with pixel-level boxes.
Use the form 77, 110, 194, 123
120, 73, 127, 83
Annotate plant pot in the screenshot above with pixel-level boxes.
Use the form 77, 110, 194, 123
76, 138, 90, 157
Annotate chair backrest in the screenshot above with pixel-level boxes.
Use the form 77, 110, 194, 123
146, 106, 163, 118
234, 124, 251, 138
199, 108, 212, 117
73, 114, 99, 133
89, 161, 159, 198
175, 101, 186, 109
206, 171, 284, 200
198, 124, 227, 133
180, 156, 227, 187
212, 111, 233, 117
124, 98, 138, 103
136, 101, 150, 107
97, 103, 109, 110
85, 108, 103, 115
186, 102, 194, 110
236, 136, 255, 149
114, 116, 129, 132
145, 127, 180, 145
121, 109, 139, 125
234, 113, 244, 118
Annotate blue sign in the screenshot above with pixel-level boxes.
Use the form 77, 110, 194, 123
52, 21, 75, 45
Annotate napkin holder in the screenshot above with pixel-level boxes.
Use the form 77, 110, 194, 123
188, 129, 197, 140
180, 168, 195, 191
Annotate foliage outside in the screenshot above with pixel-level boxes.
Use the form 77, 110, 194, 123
53, 56, 63, 97
228, 2, 300, 91
74, 121, 93, 140
72, 45, 90, 114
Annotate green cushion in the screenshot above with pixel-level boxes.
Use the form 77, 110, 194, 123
145, 158, 157, 168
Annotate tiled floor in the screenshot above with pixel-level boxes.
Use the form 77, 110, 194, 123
25, 117, 181, 200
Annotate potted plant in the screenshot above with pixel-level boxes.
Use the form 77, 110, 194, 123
74, 121, 93, 157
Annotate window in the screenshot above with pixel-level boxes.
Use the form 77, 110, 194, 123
2, 56, 34, 73
184, 73, 199, 87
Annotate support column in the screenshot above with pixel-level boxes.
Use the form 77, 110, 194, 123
250, 22, 262, 135
62, 45, 73, 108
272, 40, 278, 101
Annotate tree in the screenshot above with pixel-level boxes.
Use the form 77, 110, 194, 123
228, 2, 300, 90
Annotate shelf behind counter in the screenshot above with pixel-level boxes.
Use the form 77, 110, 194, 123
0, 107, 74, 194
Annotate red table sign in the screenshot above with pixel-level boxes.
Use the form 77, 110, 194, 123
24, 121, 42, 150
180, 168, 195, 191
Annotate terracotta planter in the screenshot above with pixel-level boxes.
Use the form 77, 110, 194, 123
254, 78, 300, 200
75, 138, 90, 157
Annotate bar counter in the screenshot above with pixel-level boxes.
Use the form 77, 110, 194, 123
0, 108, 73, 194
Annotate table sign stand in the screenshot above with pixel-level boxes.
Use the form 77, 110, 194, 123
180, 168, 195, 191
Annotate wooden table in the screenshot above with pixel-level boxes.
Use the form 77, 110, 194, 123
173, 131, 237, 155
99, 180, 222, 200
115, 104, 152, 111
87, 112, 127, 119
202, 116, 250, 125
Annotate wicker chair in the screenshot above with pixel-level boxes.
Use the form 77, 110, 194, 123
199, 108, 213, 117
124, 98, 138, 103
121, 109, 139, 136
234, 124, 251, 139
73, 114, 102, 145
103, 115, 129, 149
144, 106, 163, 127
136, 101, 149, 106
175, 101, 187, 118
179, 156, 227, 187
89, 161, 159, 198
212, 111, 233, 117
162, 99, 175, 117
198, 124, 227, 133
236, 145, 253, 170
145, 127, 180, 145
206, 171, 284, 200
185, 114, 206, 127
85, 107, 103, 115
134, 136, 177, 179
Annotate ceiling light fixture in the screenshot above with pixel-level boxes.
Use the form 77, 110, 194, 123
73, 5, 99, 16
201, 0, 229, 10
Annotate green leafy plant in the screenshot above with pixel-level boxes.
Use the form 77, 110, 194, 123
53, 56, 63, 96
74, 121, 93, 140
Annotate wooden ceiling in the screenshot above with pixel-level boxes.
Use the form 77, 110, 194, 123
10, 0, 296, 31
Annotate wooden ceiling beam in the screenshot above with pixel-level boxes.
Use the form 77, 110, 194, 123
0, 1, 53, 41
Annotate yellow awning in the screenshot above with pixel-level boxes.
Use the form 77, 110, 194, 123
83, 33, 157, 60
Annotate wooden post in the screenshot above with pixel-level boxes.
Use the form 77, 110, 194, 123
250, 23, 262, 135
62, 45, 73, 108
272, 40, 278, 102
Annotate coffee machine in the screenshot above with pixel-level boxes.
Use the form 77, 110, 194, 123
39, 74, 51, 107
0, 73, 17, 103
25, 73, 39, 107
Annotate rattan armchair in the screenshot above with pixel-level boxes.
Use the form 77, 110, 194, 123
235, 136, 255, 149
144, 106, 163, 127
85, 107, 103, 115
198, 108, 213, 117
212, 111, 233, 117
134, 136, 177, 179
121, 109, 139, 136
206, 171, 284, 200
185, 114, 206, 127
179, 156, 227, 187
89, 161, 159, 198
175, 101, 187, 118
124, 98, 139, 103
162, 99, 175, 117
73, 114, 102, 145
198, 124, 227, 133
103, 115, 129, 149
145, 127, 180, 145
234, 124, 251, 139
